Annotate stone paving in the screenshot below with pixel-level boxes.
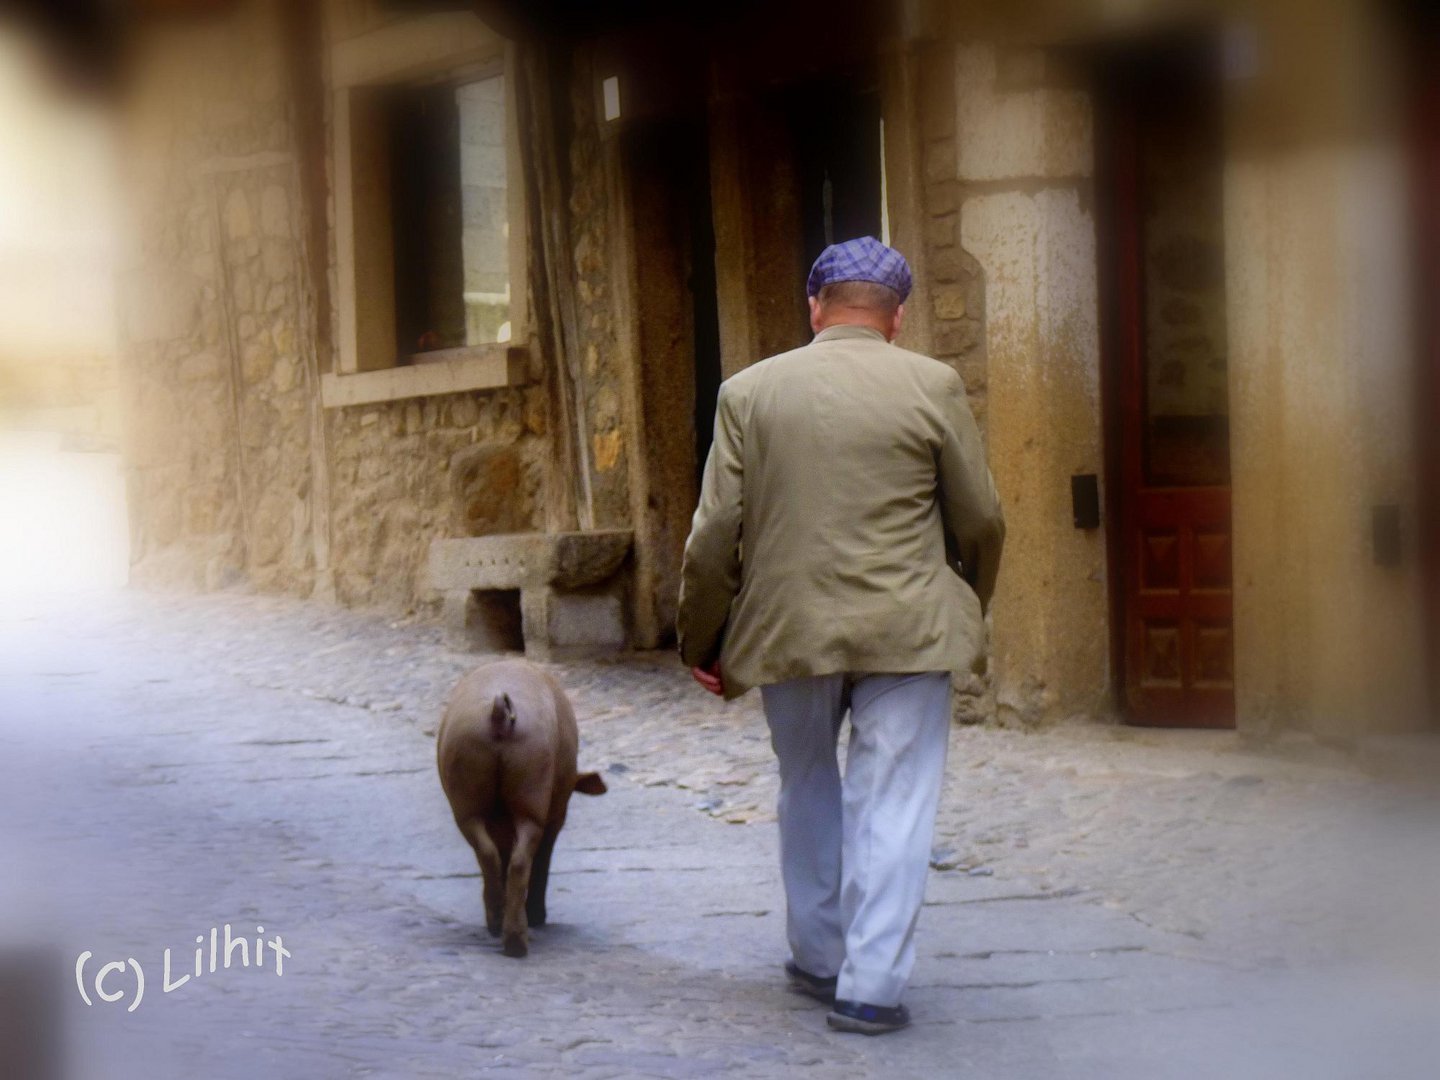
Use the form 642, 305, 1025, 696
2, 590, 1438, 1079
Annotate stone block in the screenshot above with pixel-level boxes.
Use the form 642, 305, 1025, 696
546, 587, 626, 651
550, 531, 632, 588
449, 443, 530, 535
927, 178, 961, 218
933, 284, 968, 320
934, 318, 981, 356
954, 43, 1093, 183
430, 533, 548, 591
428, 531, 633, 657
928, 246, 966, 284
448, 395, 479, 429
923, 137, 957, 185
929, 212, 958, 249
427, 530, 632, 592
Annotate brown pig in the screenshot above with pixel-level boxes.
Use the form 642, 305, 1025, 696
436, 659, 606, 957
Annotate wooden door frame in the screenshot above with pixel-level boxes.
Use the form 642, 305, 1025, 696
1096, 70, 1136, 720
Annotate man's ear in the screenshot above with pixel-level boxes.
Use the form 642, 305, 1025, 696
808, 295, 823, 334
889, 303, 905, 342
574, 771, 607, 796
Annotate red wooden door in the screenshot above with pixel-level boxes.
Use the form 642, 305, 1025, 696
1108, 45, 1236, 729
1412, 6, 1440, 720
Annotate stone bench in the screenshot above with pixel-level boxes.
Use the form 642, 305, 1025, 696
427, 530, 633, 659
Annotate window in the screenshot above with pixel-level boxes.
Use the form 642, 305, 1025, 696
390, 73, 512, 356
325, 13, 527, 407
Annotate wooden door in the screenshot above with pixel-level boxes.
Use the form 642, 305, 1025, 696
1105, 43, 1236, 728
1411, 3, 1440, 720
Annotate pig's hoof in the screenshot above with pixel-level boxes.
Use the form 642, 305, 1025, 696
501, 933, 528, 958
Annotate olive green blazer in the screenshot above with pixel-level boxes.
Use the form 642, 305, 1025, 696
677, 324, 1005, 700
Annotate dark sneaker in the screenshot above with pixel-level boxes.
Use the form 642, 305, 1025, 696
784, 960, 838, 1004
826, 998, 911, 1035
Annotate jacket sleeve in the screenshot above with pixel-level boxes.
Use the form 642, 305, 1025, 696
677, 381, 744, 668
936, 371, 1005, 613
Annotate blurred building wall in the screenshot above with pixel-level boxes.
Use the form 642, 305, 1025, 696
1222, 0, 1428, 735
0, 30, 119, 445
116, 0, 314, 590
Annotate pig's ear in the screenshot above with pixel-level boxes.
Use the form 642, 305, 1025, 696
573, 771, 607, 796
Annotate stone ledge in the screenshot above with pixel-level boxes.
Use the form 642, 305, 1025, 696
321, 345, 528, 408
429, 531, 634, 659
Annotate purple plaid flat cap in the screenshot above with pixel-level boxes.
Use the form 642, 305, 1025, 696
806, 236, 913, 302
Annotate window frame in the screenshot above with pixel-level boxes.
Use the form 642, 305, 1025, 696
324, 12, 528, 408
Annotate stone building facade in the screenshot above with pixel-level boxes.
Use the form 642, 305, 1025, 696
111, 0, 1436, 737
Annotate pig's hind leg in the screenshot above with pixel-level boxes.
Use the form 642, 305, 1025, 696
463, 821, 506, 938
501, 818, 544, 957
525, 826, 559, 928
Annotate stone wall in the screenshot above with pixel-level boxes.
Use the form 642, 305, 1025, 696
326, 388, 550, 610
320, 5, 553, 611
911, 42, 989, 425
117, 0, 313, 592
116, 0, 559, 610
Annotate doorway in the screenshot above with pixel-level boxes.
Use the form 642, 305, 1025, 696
785, 80, 884, 273
757, 73, 885, 347
1407, 1, 1440, 722
620, 115, 722, 646
1099, 38, 1236, 728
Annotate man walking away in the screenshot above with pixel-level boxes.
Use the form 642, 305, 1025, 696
677, 236, 1005, 1035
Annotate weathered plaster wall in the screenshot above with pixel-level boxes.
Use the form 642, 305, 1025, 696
1225, 0, 1428, 734
953, 43, 1110, 724
1228, 150, 1426, 735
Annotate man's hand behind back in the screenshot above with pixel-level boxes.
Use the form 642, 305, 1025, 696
691, 661, 725, 697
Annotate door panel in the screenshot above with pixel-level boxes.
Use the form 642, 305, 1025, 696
1105, 40, 1236, 728
1129, 488, 1235, 725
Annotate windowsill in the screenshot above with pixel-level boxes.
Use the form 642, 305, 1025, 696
321, 344, 529, 408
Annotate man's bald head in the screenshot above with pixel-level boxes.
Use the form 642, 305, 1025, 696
816, 281, 902, 317
809, 281, 905, 340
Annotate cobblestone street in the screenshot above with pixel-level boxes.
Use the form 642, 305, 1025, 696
2, 590, 1438, 1079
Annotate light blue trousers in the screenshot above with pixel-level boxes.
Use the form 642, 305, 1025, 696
760, 671, 951, 1008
